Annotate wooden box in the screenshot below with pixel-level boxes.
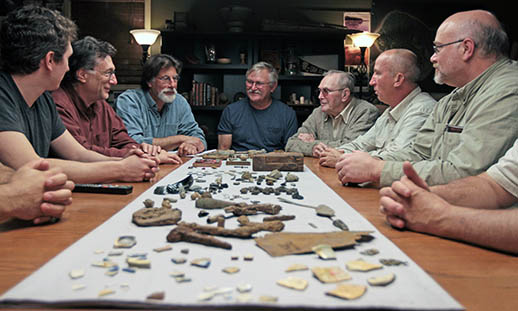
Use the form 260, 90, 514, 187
252, 152, 304, 171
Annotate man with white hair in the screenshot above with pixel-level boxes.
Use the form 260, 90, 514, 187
116, 54, 207, 156
285, 70, 379, 156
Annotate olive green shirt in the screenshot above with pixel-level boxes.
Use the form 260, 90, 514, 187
285, 97, 379, 156
338, 87, 436, 158
380, 58, 518, 187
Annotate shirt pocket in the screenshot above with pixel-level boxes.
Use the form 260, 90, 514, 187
264, 126, 283, 146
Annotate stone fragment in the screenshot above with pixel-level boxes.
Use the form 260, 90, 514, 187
98, 288, 115, 297
360, 248, 379, 256
174, 276, 191, 283
277, 276, 308, 291
105, 266, 119, 276
69, 269, 85, 279
198, 292, 215, 301
153, 245, 172, 253
143, 199, 154, 208
108, 250, 123, 256
171, 257, 187, 264
236, 283, 252, 293
122, 267, 136, 273
285, 263, 308, 272
285, 173, 299, 182
243, 254, 254, 261
169, 270, 184, 278
326, 284, 367, 300
346, 259, 383, 272
147, 291, 165, 300
312, 266, 351, 283
71, 284, 86, 291
181, 248, 189, 254
312, 244, 336, 260
191, 257, 211, 268
367, 272, 396, 286
191, 192, 201, 200
126, 257, 151, 268
380, 258, 407, 266
222, 266, 240, 274
259, 295, 278, 303
161, 199, 172, 208
236, 293, 253, 302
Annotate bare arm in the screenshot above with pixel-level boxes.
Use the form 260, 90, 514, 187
0, 163, 15, 183
432, 173, 517, 209
218, 134, 232, 150
0, 131, 158, 183
379, 162, 518, 254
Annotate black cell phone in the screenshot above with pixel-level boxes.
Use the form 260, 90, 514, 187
73, 184, 133, 194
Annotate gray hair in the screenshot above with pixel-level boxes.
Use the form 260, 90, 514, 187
324, 70, 356, 92
467, 19, 509, 57
246, 61, 278, 85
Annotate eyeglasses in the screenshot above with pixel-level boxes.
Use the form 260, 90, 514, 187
246, 79, 270, 88
157, 75, 180, 83
432, 39, 465, 54
89, 69, 116, 80
317, 87, 345, 96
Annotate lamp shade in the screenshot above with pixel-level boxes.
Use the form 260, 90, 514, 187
130, 29, 161, 46
347, 31, 380, 48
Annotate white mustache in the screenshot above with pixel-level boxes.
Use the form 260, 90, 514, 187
247, 89, 261, 94
162, 88, 177, 94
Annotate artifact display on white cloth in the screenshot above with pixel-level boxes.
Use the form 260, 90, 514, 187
0, 157, 463, 310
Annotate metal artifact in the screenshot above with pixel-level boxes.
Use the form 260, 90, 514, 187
193, 159, 222, 168
174, 220, 284, 238
312, 266, 351, 283
167, 225, 232, 250
367, 272, 396, 286
276, 276, 308, 291
195, 198, 234, 209
346, 259, 383, 272
224, 203, 282, 215
326, 284, 367, 300
132, 207, 182, 226
263, 214, 295, 221
278, 197, 335, 217
202, 149, 235, 160
380, 258, 407, 266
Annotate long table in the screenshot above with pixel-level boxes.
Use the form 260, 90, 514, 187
0, 158, 516, 311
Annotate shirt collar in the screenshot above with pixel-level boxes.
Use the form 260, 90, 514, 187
324, 96, 357, 124
388, 86, 421, 122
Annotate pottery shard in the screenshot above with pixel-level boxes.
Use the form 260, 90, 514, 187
132, 207, 182, 226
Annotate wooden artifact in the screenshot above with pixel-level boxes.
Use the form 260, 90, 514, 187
193, 159, 222, 168
252, 152, 304, 171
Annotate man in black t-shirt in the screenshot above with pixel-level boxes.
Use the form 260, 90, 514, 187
0, 6, 160, 184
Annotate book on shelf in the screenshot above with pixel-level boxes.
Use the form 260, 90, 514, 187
190, 80, 220, 106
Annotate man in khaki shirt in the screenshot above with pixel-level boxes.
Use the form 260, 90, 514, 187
318, 49, 436, 168
336, 10, 518, 187
285, 70, 378, 156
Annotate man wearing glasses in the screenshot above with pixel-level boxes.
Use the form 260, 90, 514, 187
116, 54, 206, 156
317, 49, 436, 168
217, 61, 297, 152
285, 70, 379, 156
52, 37, 181, 164
336, 9, 518, 188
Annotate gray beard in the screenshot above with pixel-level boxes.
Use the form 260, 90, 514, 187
158, 90, 176, 103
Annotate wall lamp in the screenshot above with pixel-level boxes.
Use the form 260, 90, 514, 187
130, 29, 161, 64
347, 31, 380, 97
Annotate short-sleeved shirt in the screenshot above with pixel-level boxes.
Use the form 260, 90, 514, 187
217, 98, 298, 152
116, 88, 207, 149
487, 139, 518, 198
52, 86, 139, 157
0, 72, 66, 157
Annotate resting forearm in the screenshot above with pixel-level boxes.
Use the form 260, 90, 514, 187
0, 164, 14, 183
153, 136, 187, 151
429, 204, 518, 254
431, 173, 516, 209
46, 158, 124, 183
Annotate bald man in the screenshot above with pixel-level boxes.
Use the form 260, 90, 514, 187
318, 49, 436, 168
336, 10, 518, 187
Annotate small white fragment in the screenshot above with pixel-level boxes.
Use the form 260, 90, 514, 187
69, 269, 85, 279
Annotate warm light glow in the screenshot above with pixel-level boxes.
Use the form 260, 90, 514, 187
347, 32, 380, 48
130, 29, 160, 46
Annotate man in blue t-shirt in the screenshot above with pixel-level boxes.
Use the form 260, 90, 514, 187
217, 62, 297, 152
